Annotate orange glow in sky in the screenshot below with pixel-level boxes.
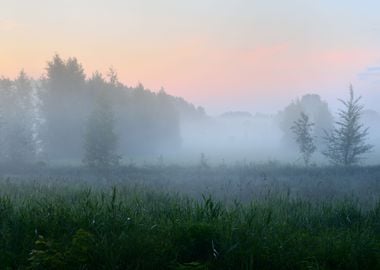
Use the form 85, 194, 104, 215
1, 1, 380, 113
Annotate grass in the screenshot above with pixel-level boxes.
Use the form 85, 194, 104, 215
0, 168, 380, 270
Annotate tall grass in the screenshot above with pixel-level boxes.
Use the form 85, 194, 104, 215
0, 176, 379, 269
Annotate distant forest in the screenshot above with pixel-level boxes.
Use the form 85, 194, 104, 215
0, 55, 206, 166
0, 55, 379, 167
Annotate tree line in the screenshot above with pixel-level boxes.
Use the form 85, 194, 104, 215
0, 55, 375, 169
0, 55, 205, 169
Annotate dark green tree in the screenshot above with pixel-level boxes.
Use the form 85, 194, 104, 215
83, 73, 120, 170
291, 112, 316, 166
41, 54, 87, 160
323, 85, 373, 166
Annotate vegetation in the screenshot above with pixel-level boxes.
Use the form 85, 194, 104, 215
0, 55, 379, 270
0, 165, 380, 269
0, 55, 379, 166
83, 73, 120, 170
0, 71, 36, 165
291, 112, 316, 166
0, 55, 189, 164
0, 174, 378, 269
324, 86, 373, 166
277, 94, 333, 147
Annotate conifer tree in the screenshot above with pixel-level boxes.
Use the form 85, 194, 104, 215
323, 85, 373, 166
83, 73, 120, 170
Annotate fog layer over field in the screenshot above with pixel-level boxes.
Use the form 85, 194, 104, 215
180, 105, 380, 166
0, 55, 379, 168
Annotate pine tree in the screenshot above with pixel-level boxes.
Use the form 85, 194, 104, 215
323, 85, 373, 166
41, 54, 87, 160
291, 112, 316, 166
83, 73, 120, 170
0, 71, 36, 165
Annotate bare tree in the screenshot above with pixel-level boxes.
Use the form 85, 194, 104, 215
323, 85, 373, 166
291, 112, 316, 166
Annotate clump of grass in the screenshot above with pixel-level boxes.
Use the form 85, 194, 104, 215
0, 179, 379, 269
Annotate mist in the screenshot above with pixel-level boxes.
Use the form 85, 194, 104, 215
1, 56, 378, 168
2, 1, 380, 268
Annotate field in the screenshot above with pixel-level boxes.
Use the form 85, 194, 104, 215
1, 164, 380, 269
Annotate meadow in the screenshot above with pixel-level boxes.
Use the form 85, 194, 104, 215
1, 164, 380, 269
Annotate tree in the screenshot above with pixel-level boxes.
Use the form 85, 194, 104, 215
0, 71, 36, 165
119, 84, 181, 156
83, 73, 120, 170
41, 54, 87, 160
323, 85, 373, 166
291, 112, 316, 166
0, 78, 12, 161
277, 94, 333, 146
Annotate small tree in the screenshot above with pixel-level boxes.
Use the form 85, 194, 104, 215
323, 85, 373, 166
291, 112, 316, 166
83, 74, 120, 170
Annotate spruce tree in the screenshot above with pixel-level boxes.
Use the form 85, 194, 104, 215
0, 71, 36, 165
323, 85, 373, 166
83, 74, 120, 170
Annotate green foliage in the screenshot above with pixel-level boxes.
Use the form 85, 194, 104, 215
0, 71, 36, 165
28, 235, 65, 270
41, 54, 87, 160
174, 222, 219, 263
83, 73, 120, 171
291, 112, 316, 166
36, 54, 184, 161
174, 262, 209, 270
27, 229, 95, 269
277, 94, 333, 146
323, 86, 373, 166
0, 177, 379, 270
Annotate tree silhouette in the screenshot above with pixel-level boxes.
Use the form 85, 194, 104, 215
323, 85, 373, 166
291, 112, 316, 166
0, 71, 36, 165
41, 54, 87, 160
83, 73, 120, 170
277, 94, 333, 148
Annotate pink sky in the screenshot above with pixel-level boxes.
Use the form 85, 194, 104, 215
1, 1, 380, 114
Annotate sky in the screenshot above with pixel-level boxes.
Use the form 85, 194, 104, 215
1, 0, 380, 114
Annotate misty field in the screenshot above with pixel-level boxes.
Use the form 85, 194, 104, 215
1, 165, 380, 269
3, 0, 380, 269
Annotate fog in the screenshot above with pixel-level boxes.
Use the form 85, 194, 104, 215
3, 1, 380, 267
179, 102, 380, 166
0, 55, 379, 169
1, 53, 379, 270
